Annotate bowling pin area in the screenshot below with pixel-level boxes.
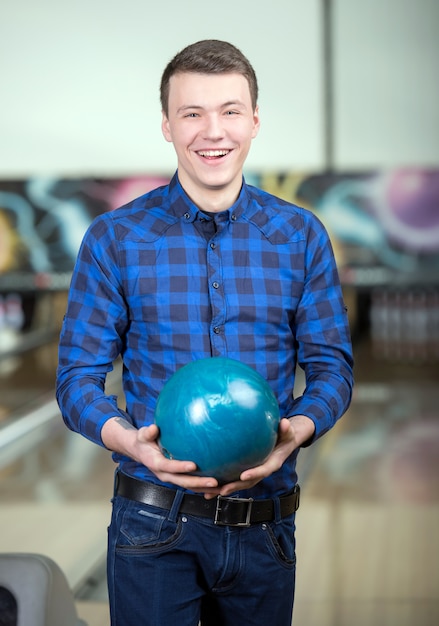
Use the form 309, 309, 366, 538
0, 285, 438, 626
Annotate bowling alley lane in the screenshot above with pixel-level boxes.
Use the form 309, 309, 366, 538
294, 338, 439, 626
0, 294, 116, 626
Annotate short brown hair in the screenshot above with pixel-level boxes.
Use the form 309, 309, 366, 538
160, 40, 258, 116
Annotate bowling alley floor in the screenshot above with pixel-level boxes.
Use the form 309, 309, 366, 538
293, 338, 439, 626
0, 332, 438, 626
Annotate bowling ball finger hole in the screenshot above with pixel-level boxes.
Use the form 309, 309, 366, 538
161, 447, 173, 460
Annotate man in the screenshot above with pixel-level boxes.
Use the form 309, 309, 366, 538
57, 39, 353, 625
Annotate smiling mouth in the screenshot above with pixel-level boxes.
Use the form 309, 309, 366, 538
197, 150, 230, 159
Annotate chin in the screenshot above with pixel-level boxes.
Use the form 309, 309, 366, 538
200, 171, 240, 190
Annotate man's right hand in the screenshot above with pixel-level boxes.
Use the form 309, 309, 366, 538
101, 417, 219, 494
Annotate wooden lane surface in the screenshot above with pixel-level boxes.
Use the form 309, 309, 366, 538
0, 503, 110, 594
293, 380, 439, 626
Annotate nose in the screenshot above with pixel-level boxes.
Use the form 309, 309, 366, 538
203, 113, 225, 141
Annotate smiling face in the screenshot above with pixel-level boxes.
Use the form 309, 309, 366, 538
161, 72, 260, 212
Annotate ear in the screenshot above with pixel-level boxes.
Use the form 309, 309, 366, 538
251, 105, 260, 139
161, 112, 173, 143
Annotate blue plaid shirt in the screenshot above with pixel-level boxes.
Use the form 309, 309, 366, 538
56, 173, 353, 498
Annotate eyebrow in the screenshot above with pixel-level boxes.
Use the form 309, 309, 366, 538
176, 100, 247, 114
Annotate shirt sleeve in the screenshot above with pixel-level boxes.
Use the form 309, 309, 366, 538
56, 214, 129, 447
287, 214, 354, 445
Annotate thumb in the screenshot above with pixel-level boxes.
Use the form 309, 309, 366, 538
137, 424, 160, 443
278, 417, 293, 438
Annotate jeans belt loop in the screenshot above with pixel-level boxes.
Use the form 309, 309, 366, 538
273, 495, 282, 524
168, 488, 185, 523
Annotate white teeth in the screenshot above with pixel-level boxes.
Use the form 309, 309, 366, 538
198, 150, 230, 157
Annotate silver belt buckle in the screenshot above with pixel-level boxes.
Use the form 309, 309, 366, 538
214, 495, 254, 527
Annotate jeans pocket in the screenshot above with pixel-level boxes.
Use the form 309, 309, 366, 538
116, 501, 182, 550
263, 518, 296, 569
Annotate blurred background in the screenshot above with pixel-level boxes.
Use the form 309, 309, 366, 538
0, 1, 438, 624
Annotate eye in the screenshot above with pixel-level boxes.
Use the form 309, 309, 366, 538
225, 110, 239, 116
185, 112, 199, 118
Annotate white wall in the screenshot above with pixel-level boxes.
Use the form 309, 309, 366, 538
333, 0, 439, 169
1, 0, 438, 178
0, 0, 323, 177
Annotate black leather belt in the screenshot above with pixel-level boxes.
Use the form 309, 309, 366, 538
115, 472, 300, 528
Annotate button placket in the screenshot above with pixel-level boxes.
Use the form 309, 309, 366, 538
206, 234, 225, 353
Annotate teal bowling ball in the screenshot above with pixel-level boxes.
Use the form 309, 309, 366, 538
154, 357, 281, 483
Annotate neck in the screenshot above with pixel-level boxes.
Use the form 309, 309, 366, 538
178, 174, 242, 213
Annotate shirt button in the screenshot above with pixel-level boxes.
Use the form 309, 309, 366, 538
213, 326, 221, 334
212, 281, 219, 289
210, 242, 216, 249
184, 212, 190, 220
231, 214, 237, 221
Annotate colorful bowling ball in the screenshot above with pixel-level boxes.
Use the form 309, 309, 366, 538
154, 357, 280, 483
379, 169, 439, 253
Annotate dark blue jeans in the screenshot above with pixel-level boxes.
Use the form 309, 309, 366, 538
107, 492, 297, 626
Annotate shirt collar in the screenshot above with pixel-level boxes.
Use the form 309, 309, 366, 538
169, 171, 249, 223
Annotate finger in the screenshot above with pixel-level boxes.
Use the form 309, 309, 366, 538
217, 477, 260, 497
156, 471, 218, 492
147, 448, 198, 474
238, 449, 286, 484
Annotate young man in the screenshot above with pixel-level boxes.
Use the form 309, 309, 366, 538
57, 40, 353, 625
